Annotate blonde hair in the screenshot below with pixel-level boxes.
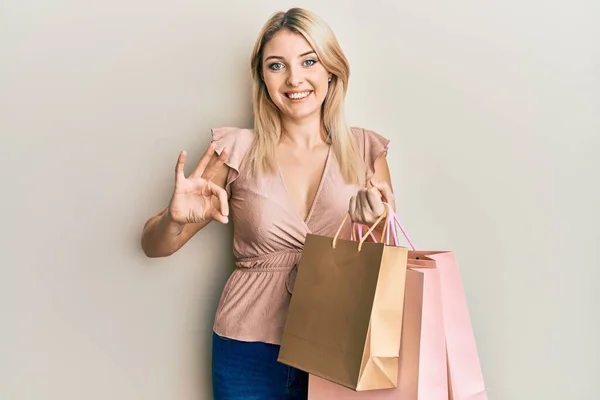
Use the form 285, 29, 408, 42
249, 7, 362, 184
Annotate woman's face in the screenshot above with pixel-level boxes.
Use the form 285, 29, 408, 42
261, 29, 332, 123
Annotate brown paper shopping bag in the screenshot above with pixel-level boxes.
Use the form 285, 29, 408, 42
307, 266, 448, 400
278, 208, 409, 391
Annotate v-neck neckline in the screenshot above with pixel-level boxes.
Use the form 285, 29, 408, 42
277, 145, 332, 226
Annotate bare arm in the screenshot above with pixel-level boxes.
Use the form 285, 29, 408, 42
141, 145, 230, 258
366, 154, 396, 242
371, 154, 395, 210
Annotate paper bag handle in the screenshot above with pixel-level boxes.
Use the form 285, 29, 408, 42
350, 223, 378, 243
383, 205, 416, 250
332, 205, 391, 251
347, 203, 417, 251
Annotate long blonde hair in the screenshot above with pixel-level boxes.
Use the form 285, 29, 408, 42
249, 7, 362, 184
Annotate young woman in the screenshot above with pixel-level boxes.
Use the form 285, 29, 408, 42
141, 7, 396, 400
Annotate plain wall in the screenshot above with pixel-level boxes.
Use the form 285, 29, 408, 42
1, 0, 598, 399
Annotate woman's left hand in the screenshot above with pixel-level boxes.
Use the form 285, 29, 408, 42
348, 178, 395, 225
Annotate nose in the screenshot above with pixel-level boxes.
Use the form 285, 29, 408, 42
285, 65, 303, 87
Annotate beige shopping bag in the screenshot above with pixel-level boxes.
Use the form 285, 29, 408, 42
278, 209, 409, 391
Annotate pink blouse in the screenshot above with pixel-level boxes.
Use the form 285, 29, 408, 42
211, 126, 390, 344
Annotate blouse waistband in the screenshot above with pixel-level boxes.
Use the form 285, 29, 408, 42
234, 250, 302, 272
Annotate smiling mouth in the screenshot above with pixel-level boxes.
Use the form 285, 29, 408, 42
285, 91, 312, 100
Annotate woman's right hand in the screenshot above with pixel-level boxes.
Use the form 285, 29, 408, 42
168, 142, 230, 225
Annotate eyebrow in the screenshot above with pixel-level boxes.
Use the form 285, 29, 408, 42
264, 51, 316, 62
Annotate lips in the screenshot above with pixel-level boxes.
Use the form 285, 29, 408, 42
285, 90, 312, 100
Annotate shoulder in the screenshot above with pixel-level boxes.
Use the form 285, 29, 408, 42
210, 126, 255, 169
211, 126, 255, 150
349, 126, 391, 179
349, 126, 390, 154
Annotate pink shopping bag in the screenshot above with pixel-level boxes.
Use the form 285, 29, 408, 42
394, 209, 487, 400
308, 207, 487, 400
407, 251, 487, 400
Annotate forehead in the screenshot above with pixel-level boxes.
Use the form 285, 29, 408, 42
262, 29, 315, 60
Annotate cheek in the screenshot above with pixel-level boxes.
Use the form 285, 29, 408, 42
314, 78, 330, 98
263, 75, 283, 99
310, 71, 330, 94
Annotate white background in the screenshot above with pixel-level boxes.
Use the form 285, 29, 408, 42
1, 0, 598, 399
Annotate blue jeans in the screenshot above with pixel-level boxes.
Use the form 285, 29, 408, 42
212, 332, 308, 399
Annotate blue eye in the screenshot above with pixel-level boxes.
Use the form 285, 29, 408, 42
268, 62, 284, 71
304, 59, 317, 67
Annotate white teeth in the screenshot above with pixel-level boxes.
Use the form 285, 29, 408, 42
287, 91, 310, 99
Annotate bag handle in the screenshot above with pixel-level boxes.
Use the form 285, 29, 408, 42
383, 205, 416, 250
332, 202, 416, 251
346, 203, 417, 251
332, 208, 389, 251
350, 223, 377, 243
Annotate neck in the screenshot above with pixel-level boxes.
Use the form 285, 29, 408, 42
280, 112, 325, 149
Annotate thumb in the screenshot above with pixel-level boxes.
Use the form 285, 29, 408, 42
370, 178, 394, 202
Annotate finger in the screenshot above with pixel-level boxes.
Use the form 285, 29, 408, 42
202, 149, 229, 181
350, 195, 366, 228
348, 196, 357, 216
348, 196, 358, 239
357, 189, 370, 222
370, 178, 394, 203
366, 187, 385, 217
191, 142, 218, 178
175, 150, 187, 184
211, 211, 229, 224
207, 181, 230, 223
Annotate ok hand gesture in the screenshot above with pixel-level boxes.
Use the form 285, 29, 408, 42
168, 143, 230, 225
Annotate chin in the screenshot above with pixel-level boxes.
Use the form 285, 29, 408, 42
283, 107, 321, 121
275, 99, 325, 121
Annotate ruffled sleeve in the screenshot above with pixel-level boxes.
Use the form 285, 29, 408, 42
355, 127, 390, 181
211, 127, 254, 195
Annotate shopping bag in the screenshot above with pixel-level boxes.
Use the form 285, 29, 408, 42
407, 252, 487, 400
307, 211, 448, 400
278, 206, 409, 391
307, 207, 488, 399
388, 211, 488, 400
307, 267, 448, 399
